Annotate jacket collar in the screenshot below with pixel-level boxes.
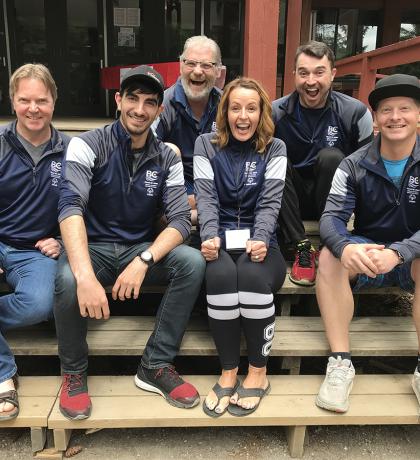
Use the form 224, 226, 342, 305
363, 133, 420, 166
279, 90, 334, 117
4, 120, 65, 155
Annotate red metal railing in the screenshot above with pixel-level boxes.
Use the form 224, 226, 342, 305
335, 36, 420, 108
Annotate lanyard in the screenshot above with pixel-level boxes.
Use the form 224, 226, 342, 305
229, 150, 252, 229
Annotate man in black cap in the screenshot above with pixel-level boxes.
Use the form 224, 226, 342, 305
54, 65, 206, 420
314, 73, 420, 413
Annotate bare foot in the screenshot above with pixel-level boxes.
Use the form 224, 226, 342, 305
205, 368, 238, 414
230, 365, 268, 410
0, 378, 16, 415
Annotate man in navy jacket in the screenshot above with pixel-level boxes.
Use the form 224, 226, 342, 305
0, 64, 69, 420
272, 41, 373, 286
315, 74, 420, 413
55, 66, 205, 420
153, 35, 222, 224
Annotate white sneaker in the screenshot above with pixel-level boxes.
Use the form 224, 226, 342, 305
411, 367, 420, 406
316, 356, 355, 413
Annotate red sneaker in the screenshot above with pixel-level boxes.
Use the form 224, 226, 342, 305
135, 365, 200, 409
59, 373, 92, 420
289, 240, 316, 286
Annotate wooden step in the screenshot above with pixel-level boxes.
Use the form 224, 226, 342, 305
6, 316, 417, 357
0, 376, 62, 453
47, 374, 420, 458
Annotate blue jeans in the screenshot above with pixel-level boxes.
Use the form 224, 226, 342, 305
53, 242, 206, 373
0, 242, 56, 383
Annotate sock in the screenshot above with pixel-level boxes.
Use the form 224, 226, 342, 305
330, 351, 352, 363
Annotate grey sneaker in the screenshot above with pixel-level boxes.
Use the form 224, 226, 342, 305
411, 367, 420, 406
316, 356, 355, 413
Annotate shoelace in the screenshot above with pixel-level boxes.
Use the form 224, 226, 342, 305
64, 374, 84, 394
297, 245, 312, 268
154, 366, 182, 384
327, 366, 351, 386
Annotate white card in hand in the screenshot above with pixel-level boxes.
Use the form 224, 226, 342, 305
225, 229, 250, 250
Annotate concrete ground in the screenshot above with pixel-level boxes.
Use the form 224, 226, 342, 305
1, 424, 420, 459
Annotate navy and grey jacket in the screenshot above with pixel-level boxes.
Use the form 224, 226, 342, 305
194, 133, 287, 248
320, 134, 420, 263
153, 78, 221, 184
0, 121, 69, 249
59, 120, 191, 243
272, 90, 373, 169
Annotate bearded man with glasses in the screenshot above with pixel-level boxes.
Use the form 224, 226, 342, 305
153, 35, 222, 227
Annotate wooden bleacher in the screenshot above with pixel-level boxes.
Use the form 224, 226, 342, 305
0, 220, 417, 458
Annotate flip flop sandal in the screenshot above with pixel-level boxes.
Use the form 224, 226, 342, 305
0, 389, 19, 421
202, 380, 240, 418
227, 381, 271, 417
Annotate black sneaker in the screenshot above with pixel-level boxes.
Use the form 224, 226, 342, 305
134, 365, 199, 409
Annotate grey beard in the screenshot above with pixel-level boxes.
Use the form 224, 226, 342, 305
181, 77, 212, 102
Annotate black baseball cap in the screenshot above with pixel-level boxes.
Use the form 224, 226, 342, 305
368, 73, 420, 111
120, 65, 165, 102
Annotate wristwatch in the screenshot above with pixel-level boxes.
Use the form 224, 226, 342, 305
139, 250, 154, 267
391, 249, 404, 265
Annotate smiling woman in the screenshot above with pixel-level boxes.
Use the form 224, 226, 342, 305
194, 77, 287, 418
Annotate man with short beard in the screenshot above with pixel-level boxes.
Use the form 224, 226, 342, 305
153, 35, 222, 224
55, 66, 205, 420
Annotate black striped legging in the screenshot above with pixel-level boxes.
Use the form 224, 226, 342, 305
205, 247, 286, 369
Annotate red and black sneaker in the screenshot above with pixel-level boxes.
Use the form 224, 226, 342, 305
59, 373, 92, 420
289, 239, 317, 286
135, 365, 199, 409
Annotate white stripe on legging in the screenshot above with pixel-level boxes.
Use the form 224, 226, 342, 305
207, 293, 239, 306
238, 291, 273, 305
207, 307, 240, 320
240, 304, 275, 319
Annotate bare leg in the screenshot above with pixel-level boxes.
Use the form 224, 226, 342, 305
411, 259, 420, 353
316, 247, 357, 352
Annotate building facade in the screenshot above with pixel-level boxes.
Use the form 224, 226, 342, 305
0, 0, 419, 117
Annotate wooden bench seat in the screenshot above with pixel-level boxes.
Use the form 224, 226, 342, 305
47, 374, 420, 458
0, 376, 61, 453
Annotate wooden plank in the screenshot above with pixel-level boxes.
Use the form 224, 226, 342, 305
47, 374, 420, 429
80, 374, 415, 397
31, 427, 47, 453
53, 429, 72, 452
7, 318, 418, 356
286, 425, 306, 458
1, 275, 403, 295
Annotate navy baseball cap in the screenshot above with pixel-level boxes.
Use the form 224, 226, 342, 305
120, 65, 165, 102
368, 73, 420, 111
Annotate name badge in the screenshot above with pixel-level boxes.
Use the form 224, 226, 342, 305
225, 229, 250, 251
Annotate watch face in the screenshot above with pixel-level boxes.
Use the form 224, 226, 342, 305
141, 251, 152, 262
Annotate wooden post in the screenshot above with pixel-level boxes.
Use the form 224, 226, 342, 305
286, 425, 306, 458
283, 0, 303, 95
243, 0, 280, 99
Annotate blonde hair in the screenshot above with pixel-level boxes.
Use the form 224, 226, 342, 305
214, 77, 274, 153
10, 63, 57, 103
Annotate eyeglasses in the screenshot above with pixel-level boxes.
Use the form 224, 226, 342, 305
182, 59, 218, 71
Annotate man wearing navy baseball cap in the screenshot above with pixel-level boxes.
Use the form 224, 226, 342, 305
54, 65, 205, 419
315, 73, 420, 413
